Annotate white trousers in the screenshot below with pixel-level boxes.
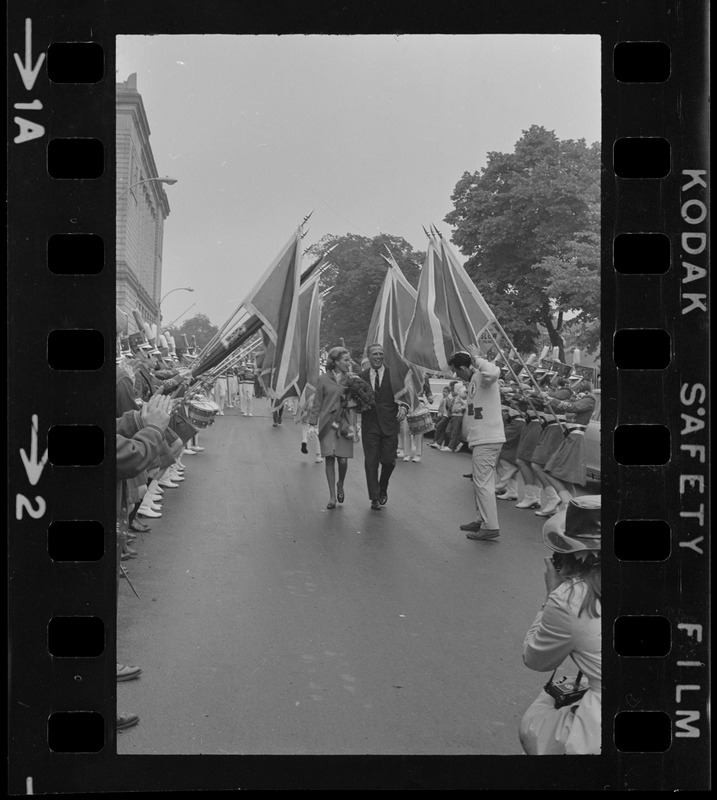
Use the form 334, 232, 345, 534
471, 442, 503, 530
495, 457, 519, 493
239, 383, 253, 414
400, 421, 423, 456
301, 422, 322, 457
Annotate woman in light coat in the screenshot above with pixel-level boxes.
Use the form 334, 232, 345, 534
520, 496, 601, 755
308, 347, 354, 509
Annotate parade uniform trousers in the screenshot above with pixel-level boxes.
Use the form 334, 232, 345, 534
471, 442, 503, 530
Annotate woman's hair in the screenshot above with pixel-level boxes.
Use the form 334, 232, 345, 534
326, 346, 349, 371
554, 551, 601, 618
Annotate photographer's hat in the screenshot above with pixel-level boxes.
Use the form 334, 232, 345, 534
543, 495, 601, 553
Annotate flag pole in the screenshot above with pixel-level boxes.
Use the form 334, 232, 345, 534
490, 319, 566, 431
484, 326, 541, 416
120, 565, 140, 599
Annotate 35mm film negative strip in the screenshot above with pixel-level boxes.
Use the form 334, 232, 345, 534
7, 0, 709, 791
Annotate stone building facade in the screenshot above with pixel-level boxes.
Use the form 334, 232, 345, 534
116, 73, 171, 329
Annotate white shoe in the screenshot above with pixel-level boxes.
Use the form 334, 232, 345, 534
397, 451, 405, 458
168, 472, 185, 482
138, 507, 161, 518
412, 456, 421, 463
515, 488, 540, 509
158, 479, 179, 488
535, 497, 561, 516
440, 446, 452, 452
154, 486, 164, 494
248, 413, 253, 417
149, 503, 162, 512
403, 455, 411, 462
182, 448, 196, 455
497, 492, 518, 501
191, 446, 205, 452
315, 456, 324, 463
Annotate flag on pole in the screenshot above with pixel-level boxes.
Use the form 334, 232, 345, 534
380, 268, 425, 407
247, 228, 304, 403
382, 249, 418, 341
364, 264, 392, 356
435, 234, 496, 344
295, 273, 323, 416
191, 239, 330, 379
402, 238, 452, 372
364, 250, 417, 356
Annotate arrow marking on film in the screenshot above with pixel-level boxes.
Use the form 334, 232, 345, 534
20, 415, 48, 486
14, 19, 45, 92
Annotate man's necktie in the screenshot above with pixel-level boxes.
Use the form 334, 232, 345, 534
374, 372, 380, 394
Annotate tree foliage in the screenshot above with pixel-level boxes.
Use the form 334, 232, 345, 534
175, 313, 219, 351
444, 125, 600, 358
306, 232, 425, 358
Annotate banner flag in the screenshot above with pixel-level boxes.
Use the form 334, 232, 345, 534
191, 228, 330, 379
365, 251, 417, 356
403, 239, 451, 372
364, 267, 392, 356
435, 234, 496, 342
403, 232, 497, 374
382, 250, 418, 340
193, 228, 304, 382
381, 273, 425, 408
295, 273, 323, 415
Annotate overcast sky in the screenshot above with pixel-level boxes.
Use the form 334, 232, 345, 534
117, 34, 601, 329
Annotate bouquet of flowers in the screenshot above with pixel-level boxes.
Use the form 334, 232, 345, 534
342, 374, 375, 412
332, 374, 374, 442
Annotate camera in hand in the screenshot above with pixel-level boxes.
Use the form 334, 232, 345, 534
551, 552, 565, 570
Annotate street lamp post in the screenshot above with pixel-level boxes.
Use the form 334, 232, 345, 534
158, 287, 194, 328
117, 176, 178, 201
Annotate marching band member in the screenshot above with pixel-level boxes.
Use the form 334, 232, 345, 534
514, 385, 544, 510
494, 404, 525, 501
530, 374, 572, 517
543, 380, 597, 510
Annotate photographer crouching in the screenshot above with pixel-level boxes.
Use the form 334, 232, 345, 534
519, 496, 601, 755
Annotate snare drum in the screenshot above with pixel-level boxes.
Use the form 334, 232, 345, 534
406, 407, 434, 435
187, 399, 218, 428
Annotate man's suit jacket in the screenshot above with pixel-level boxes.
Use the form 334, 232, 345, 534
359, 368, 400, 437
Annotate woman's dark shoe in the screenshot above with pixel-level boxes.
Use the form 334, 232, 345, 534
301, 442, 308, 454
337, 483, 345, 503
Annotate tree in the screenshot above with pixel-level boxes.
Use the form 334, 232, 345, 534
536, 230, 601, 354
176, 313, 219, 351
305, 233, 425, 357
444, 125, 600, 360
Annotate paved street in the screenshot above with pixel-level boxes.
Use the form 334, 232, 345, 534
118, 399, 557, 755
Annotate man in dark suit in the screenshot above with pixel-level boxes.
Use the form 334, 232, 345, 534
359, 343, 407, 510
